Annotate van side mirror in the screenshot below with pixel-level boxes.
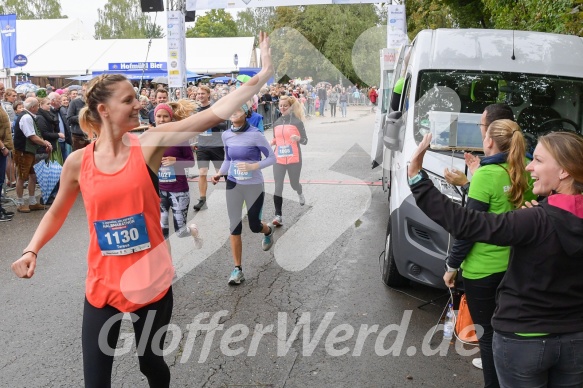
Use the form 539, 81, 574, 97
383, 111, 403, 151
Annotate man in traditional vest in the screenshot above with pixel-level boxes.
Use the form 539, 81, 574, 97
13, 97, 51, 213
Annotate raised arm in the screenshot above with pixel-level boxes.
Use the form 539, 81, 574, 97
140, 32, 273, 164
410, 176, 543, 247
408, 134, 541, 247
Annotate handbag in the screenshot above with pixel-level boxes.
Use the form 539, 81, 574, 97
455, 294, 478, 343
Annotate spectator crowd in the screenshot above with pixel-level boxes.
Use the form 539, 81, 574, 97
0, 76, 377, 222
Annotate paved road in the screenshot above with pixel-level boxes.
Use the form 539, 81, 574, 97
0, 107, 482, 387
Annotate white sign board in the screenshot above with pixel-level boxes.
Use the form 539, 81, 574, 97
387, 4, 407, 48
186, 0, 380, 10
167, 11, 187, 88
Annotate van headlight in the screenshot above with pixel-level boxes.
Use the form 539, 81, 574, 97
426, 170, 463, 205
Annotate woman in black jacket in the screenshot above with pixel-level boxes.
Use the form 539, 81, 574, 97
408, 132, 583, 388
35, 97, 65, 204
36, 97, 63, 153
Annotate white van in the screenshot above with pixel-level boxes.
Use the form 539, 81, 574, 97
378, 28, 583, 288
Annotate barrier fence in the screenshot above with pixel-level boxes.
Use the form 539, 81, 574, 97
256, 94, 371, 130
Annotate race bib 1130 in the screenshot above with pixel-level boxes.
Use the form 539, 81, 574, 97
94, 213, 151, 256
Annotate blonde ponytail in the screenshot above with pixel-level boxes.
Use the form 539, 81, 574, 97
79, 106, 101, 139
487, 119, 527, 208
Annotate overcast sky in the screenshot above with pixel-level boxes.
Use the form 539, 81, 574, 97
60, 0, 109, 28
59, 0, 236, 34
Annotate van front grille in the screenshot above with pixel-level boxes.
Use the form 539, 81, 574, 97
411, 226, 431, 240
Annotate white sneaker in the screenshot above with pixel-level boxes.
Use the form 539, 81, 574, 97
189, 223, 203, 249
472, 358, 483, 370
298, 193, 305, 206
272, 215, 283, 227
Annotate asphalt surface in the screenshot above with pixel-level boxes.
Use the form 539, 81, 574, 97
0, 106, 482, 387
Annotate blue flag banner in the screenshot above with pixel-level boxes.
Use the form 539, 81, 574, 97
0, 14, 17, 68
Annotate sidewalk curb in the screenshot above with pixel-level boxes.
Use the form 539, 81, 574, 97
318, 111, 372, 125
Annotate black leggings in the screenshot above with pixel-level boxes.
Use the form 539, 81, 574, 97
82, 288, 173, 388
273, 162, 303, 217
226, 179, 265, 235
463, 272, 505, 388
329, 102, 337, 117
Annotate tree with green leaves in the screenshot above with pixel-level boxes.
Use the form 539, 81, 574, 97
405, 0, 581, 38
481, 0, 576, 34
186, 9, 238, 38
94, 0, 163, 39
236, 7, 276, 45
0, 0, 64, 19
270, 4, 381, 86
405, 0, 454, 38
442, 0, 490, 28
564, 0, 582, 36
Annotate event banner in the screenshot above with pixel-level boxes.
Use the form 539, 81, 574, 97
186, 0, 379, 10
387, 4, 408, 48
108, 62, 167, 71
167, 10, 187, 88
0, 14, 17, 68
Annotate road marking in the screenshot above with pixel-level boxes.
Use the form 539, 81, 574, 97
188, 178, 381, 186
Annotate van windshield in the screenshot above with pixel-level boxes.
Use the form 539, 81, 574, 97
414, 71, 583, 153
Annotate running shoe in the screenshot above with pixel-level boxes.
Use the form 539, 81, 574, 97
192, 198, 207, 211
0, 212, 12, 222
228, 268, 245, 285
472, 358, 483, 370
262, 224, 274, 251
298, 193, 305, 206
272, 215, 283, 227
0, 208, 14, 217
189, 223, 203, 249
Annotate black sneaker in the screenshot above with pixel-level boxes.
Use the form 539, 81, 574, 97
0, 208, 14, 217
192, 198, 207, 211
0, 212, 13, 222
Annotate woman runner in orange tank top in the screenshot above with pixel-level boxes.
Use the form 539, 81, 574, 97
11, 32, 274, 387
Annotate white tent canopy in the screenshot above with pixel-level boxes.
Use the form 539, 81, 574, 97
0, 18, 256, 77
0, 18, 93, 72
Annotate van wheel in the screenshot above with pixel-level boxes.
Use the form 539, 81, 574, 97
380, 218, 409, 287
